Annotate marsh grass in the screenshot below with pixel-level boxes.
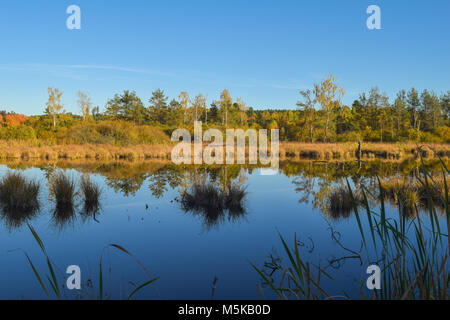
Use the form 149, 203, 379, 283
0, 172, 40, 228
0, 172, 40, 212
0, 141, 449, 163
251, 232, 332, 300
50, 171, 77, 209
80, 174, 102, 214
253, 160, 450, 300
383, 177, 446, 218
0, 172, 40, 229
23, 224, 158, 300
181, 183, 247, 228
48, 171, 77, 228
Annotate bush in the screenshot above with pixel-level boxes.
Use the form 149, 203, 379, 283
336, 131, 361, 142
65, 121, 170, 146
433, 126, 450, 143
419, 131, 443, 143
0, 125, 36, 140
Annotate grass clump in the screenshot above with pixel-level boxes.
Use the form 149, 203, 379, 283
50, 171, 77, 227
0, 172, 40, 213
80, 174, 102, 214
181, 183, 223, 216
181, 183, 247, 229
0, 172, 40, 228
50, 171, 77, 208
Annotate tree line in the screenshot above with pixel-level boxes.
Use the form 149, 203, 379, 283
1, 74, 449, 143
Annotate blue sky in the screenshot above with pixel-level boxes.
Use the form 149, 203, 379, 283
0, 0, 449, 115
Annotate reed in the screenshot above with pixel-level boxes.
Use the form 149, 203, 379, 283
251, 233, 332, 300
253, 161, 450, 300
23, 224, 158, 300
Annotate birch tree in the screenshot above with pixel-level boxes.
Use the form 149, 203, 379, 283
45, 87, 64, 128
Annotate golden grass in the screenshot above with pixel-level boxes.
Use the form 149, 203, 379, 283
0, 140, 448, 162
0, 141, 173, 161
278, 142, 450, 161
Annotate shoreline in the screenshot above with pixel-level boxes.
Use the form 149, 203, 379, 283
0, 141, 449, 162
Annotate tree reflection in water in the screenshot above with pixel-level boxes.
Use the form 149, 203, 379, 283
1, 159, 448, 230
292, 160, 447, 220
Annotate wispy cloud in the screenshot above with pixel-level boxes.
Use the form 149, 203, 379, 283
235, 80, 310, 91
0, 63, 181, 80
66, 64, 178, 78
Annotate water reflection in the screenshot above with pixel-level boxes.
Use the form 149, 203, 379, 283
0, 172, 40, 230
1, 206, 40, 230
0, 159, 447, 230
181, 183, 247, 230
291, 160, 447, 220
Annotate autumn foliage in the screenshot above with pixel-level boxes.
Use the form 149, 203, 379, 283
2, 114, 29, 127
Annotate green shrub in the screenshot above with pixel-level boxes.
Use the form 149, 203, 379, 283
65, 121, 170, 146
0, 125, 36, 140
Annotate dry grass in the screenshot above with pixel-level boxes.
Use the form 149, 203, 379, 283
382, 176, 446, 217
0, 141, 173, 161
0, 140, 448, 163
279, 142, 450, 161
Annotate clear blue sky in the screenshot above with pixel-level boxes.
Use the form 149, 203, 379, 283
0, 0, 449, 115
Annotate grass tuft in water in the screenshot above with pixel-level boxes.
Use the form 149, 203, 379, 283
80, 174, 102, 214
181, 183, 247, 228
50, 171, 77, 209
0, 172, 40, 213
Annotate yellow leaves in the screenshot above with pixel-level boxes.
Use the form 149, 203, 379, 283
314, 74, 345, 112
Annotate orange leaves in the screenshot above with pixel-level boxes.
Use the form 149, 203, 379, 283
3, 114, 29, 127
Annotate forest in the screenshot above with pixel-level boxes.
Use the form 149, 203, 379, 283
1, 75, 449, 146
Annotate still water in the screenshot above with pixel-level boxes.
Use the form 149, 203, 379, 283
0, 160, 446, 299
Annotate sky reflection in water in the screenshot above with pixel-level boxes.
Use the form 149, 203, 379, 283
0, 160, 446, 299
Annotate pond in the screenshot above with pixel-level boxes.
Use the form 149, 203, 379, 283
0, 160, 447, 299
